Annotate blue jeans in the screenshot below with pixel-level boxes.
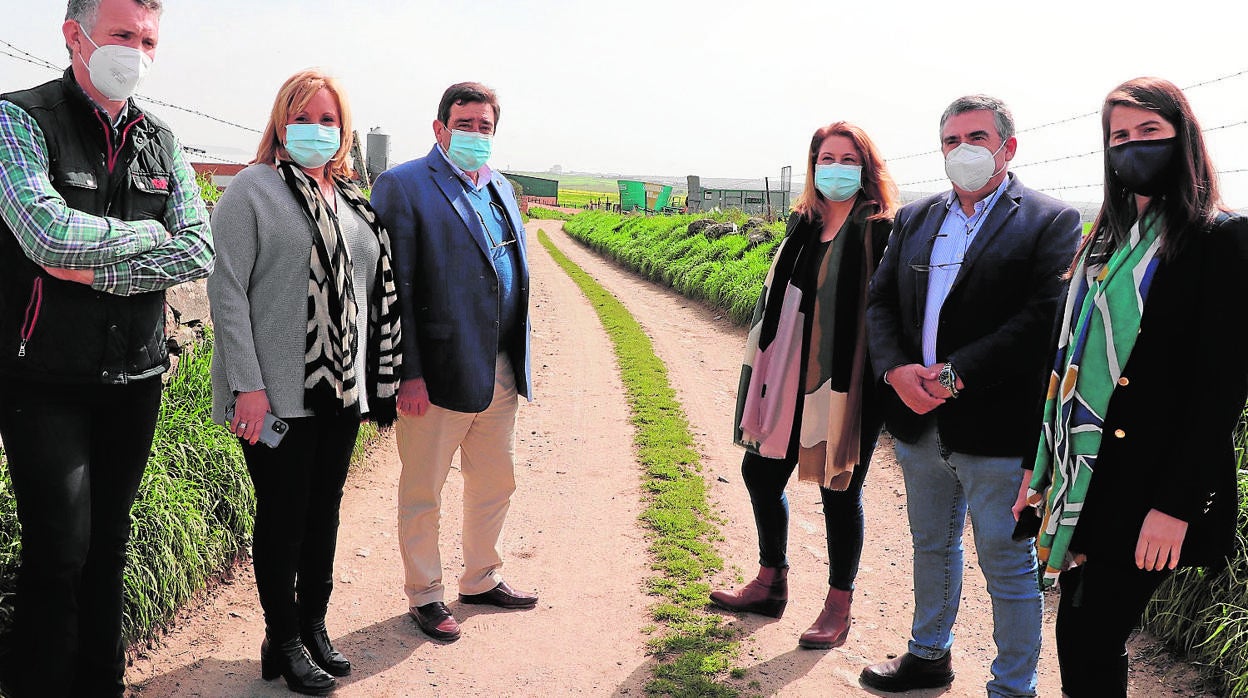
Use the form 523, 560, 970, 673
895, 426, 1042, 698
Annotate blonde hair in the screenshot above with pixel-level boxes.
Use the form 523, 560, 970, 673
253, 69, 354, 179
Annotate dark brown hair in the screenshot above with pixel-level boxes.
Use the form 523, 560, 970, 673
437, 82, 500, 126
1080, 76, 1226, 263
792, 121, 899, 223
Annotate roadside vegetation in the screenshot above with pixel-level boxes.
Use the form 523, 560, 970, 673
0, 329, 254, 647
559, 188, 617, 209
1142, 416, 1248, 697
538, 228, 737, 697
563, 211, 785, 325
527, 206, 575, 221
0, 328, 380, 657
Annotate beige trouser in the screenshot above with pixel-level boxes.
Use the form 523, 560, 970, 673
397, 354, 519, 608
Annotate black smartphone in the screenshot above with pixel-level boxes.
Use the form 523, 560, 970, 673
223, 405, 289, 448
1012, 505, 1042, 541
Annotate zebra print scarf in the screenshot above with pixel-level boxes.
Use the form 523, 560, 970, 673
277, 162, 402, 426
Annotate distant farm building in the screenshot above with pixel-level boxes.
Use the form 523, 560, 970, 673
686, 175, 790, 217
503, 172, 559, 207
189, 162, 245, 189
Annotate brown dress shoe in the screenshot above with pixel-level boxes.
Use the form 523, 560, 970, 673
859, 651, 954, 692
458, 580, 538, 609
409, 602, 461, 642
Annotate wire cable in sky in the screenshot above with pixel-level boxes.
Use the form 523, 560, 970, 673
1, 38, 262, 134
885, 66, 1248, 163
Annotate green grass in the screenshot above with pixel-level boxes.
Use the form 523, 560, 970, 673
195, 172, 222, 208
560, 188, 618, 209
0, 329, 255, 645
563, 211, 785, 325
527, 206, 575, 221
537, 228, 737, 697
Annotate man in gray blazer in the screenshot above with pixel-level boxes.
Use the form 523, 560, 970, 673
862, 95, 1082, 697
371, 82, 534, 643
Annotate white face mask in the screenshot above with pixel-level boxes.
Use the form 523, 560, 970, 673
944, 140, 1006, 192
77, 22, 152, 102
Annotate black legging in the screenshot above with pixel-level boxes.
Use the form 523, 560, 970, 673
741, 412, 882, 591
1055, 557, 1172, 697
243, 413, 359, 644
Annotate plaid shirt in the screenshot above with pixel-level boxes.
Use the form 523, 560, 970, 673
0, 99, 213, 296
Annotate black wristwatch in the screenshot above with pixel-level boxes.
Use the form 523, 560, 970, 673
938, 362, 959, 398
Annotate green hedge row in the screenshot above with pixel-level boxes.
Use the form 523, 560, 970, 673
562, 209, 1248, 697
562, 211, 785, 326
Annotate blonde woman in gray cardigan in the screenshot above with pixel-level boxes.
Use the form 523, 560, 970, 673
207, 69, 401, 697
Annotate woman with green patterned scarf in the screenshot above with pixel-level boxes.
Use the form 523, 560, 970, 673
1015, 77, 1248, 697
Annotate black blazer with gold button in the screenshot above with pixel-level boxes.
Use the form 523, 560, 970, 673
1069, 213, 1248, 567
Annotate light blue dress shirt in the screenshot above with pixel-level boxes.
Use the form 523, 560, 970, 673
921, 177, 1010, 366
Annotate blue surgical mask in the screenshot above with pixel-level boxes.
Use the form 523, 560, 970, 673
814, 163, 862, 202
446, 129, 492, 171
284, 124, 341, 169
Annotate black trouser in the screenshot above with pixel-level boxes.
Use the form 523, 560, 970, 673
243, 413, 359, 644
742, 411, 882, 590
0, 377, 163, 698
1056, 557, 1172, 698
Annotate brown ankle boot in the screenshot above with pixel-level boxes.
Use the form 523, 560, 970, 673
709, 566, 788, 618
798, 587, 852, 649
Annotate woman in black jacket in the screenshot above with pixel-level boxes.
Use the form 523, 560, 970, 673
1017, 76, 1248, 697
711, 121, 896, 649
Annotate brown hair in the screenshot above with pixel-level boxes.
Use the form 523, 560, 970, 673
437, 82, 500, 126
253, 69, 355, 179
792, 121, 899, 222
1080, 76, 1226, 263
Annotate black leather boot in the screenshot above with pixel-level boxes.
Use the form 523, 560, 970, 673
261, 635, 336, 696
300, 618, 352, 677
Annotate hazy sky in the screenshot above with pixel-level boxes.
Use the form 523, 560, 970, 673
4, 0, 1247, 207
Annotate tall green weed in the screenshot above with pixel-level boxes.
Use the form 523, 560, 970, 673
1142, 416, 1248, 696
0, 329, 255, 647
563, 211, 783, 325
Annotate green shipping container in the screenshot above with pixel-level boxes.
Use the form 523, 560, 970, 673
618, 180, 672, 212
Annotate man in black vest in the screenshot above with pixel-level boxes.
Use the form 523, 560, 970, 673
0, 1, 213, 695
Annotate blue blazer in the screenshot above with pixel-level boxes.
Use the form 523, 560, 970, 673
866, 174, 1082, 456
371, 146, 532, 413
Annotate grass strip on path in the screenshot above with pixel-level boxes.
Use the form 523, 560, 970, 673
538, 228, 739, 697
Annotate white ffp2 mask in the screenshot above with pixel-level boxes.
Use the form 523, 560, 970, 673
77, 22, 152, 102
944, 141, 1006, 192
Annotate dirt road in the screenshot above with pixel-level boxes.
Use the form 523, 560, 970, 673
125, 220, 1211, 697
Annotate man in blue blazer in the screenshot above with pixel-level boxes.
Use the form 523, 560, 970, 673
862, 96, 1082, 696
371, 82, 534, 643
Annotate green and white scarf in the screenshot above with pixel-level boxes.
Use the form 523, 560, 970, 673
1027, 217, 1162, 586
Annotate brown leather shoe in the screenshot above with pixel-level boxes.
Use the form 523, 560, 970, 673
709, 565, 788, 618
458, 580, 538, 609
798, 587, 852, 649
859, 651, 954, 692
409, 602, 461, 642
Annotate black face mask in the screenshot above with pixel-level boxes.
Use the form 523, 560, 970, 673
1107, 137, 1178, 197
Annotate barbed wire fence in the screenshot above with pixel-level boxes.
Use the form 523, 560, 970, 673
5, 38, 1247, 207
